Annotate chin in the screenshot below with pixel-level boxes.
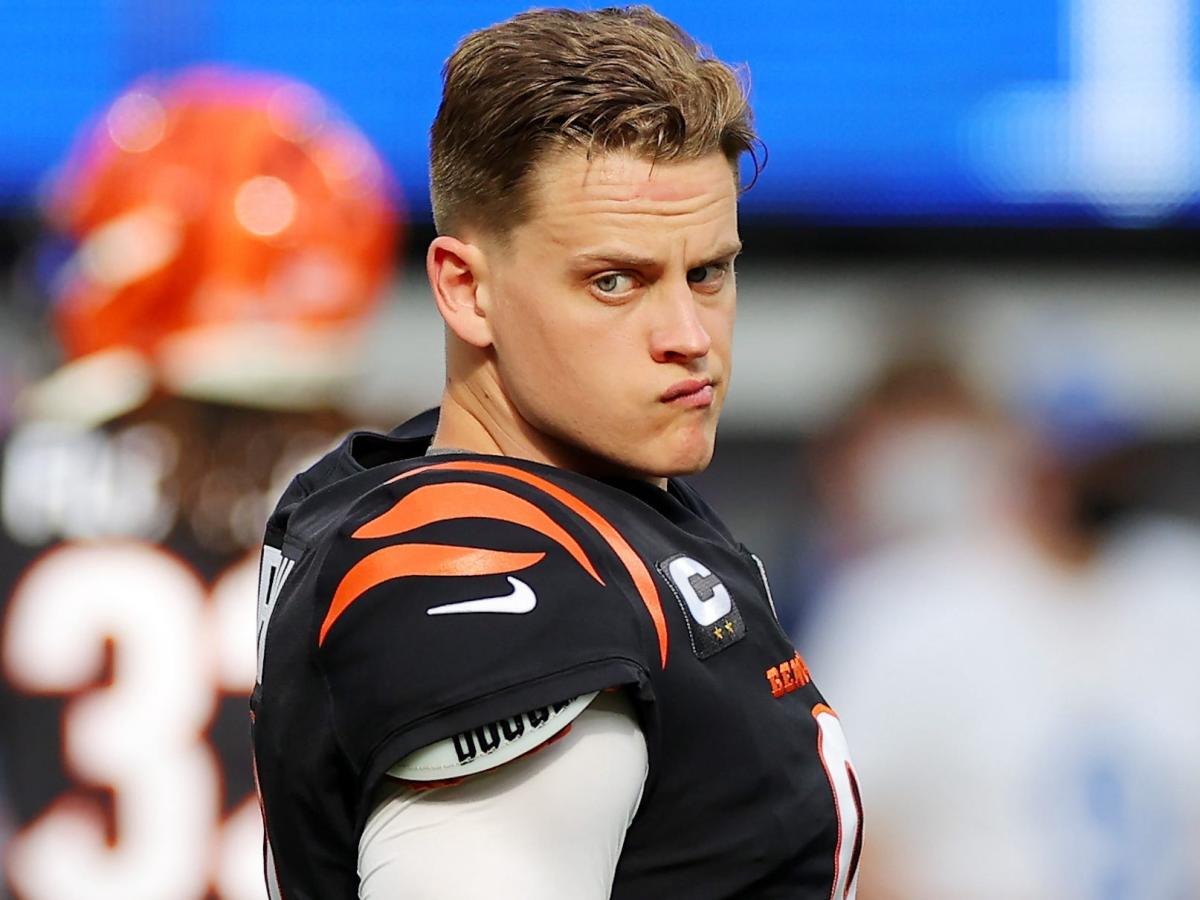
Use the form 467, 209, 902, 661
663, 450, 714, 477
557, 417, 716, 481
638, 434, 716, 479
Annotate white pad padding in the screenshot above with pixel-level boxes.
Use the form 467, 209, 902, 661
386, 691, 598, 781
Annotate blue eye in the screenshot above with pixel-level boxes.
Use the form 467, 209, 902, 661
593, 273, 636, 295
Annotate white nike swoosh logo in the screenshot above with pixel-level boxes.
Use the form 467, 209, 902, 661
426, 576, 538, 616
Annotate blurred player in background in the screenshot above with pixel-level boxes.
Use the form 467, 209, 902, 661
804, 356, 1200, 900
0, 66, 399, 900
254, 6, 863, 899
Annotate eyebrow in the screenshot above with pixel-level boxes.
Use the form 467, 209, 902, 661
570, 241, 743, 270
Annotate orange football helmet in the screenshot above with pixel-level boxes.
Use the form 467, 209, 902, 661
40, 65, 399, 416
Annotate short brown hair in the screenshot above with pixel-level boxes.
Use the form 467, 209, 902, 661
430, 5, 761, 236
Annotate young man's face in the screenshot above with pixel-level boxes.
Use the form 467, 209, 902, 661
481, 149, 740, 481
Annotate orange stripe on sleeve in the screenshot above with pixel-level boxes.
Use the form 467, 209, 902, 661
393, 461, 670, 668
353, 481, 604, 585
318, 544, 543, 645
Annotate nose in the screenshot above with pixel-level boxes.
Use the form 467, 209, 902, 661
649, 280, 712, 364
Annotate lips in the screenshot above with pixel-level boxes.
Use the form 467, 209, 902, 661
660, 378, 714, 406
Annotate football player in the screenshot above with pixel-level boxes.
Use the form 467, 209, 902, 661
253, 7, 864, 899
0, 67, 397, 900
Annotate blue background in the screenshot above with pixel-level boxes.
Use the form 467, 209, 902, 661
0, 0, 1192, 225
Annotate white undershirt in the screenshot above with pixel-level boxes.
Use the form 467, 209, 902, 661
358, 690, 648, 900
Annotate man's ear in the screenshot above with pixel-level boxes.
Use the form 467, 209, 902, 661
427, 235, 494, 348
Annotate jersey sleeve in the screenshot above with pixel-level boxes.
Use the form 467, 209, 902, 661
312, 469, 656, 819
359, 691, 647, 900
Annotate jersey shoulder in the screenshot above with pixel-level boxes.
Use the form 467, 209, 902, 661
316, 456, 646, 644
310, 456, 658, 791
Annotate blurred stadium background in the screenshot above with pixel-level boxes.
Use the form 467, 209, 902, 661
1, 1, 1198, 898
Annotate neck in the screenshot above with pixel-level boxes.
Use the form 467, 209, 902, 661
431, 370, 538, 459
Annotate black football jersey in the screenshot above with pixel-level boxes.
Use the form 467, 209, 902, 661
0, 401, 352, 900
252, 410, 863, 899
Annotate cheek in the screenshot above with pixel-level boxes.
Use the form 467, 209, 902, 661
491, 281, 558, 358
498, 319, 563, 393
531, 321, 631, 397
702, 300, 735, 354
493, 295, 604, 399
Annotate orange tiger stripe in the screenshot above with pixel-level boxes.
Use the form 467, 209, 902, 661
353, 481, 603, 584
394, 461, 670, 668
318, 544, 543, 645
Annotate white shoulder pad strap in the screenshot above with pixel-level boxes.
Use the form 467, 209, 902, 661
388, 692, 599, 781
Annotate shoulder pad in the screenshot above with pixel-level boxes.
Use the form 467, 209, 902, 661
319, 464, 615, 644
313, 462, 656, 781
388, 692, 597, 781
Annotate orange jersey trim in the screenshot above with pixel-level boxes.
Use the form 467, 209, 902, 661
319, 544, 543, 644
353, 480, 603, 584
394, 461, 669, 668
